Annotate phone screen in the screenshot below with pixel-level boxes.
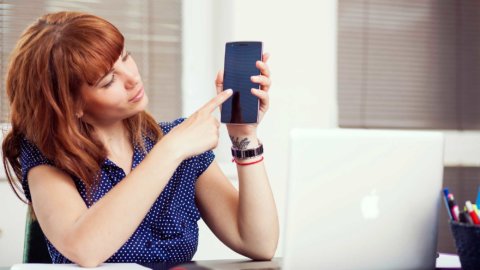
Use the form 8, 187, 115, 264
221, 41, 263, 124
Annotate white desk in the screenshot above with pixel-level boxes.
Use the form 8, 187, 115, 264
3, 254, 462, 270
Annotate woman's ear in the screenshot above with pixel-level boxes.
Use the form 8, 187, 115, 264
75, 111, 84, 118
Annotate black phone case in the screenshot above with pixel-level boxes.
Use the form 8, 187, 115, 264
221, 41, 263, 124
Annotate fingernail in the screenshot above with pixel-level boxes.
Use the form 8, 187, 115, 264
251, 76, 256, 81
225, 89, 233, 94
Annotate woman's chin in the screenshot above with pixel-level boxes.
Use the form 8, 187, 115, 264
134, 94, 149, 112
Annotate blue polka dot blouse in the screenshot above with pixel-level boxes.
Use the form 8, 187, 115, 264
20, 118, 215, 263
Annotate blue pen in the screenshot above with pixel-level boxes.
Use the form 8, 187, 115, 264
443, 188, 453, 220
476, 186, 480, 209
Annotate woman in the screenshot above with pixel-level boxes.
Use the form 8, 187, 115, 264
2, 11, 278, 266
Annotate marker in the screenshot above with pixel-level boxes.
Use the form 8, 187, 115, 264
473, 204, 480, 217
462, 204, 480, 215
442, 188, 453, 220
465, 201, 480, 225
447, 194, 460, 221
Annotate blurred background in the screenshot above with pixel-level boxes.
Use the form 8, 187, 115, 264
1, 0, 480, 266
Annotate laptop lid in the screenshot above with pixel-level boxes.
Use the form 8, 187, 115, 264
283, 129, 444, 270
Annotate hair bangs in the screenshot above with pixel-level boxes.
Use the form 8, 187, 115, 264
81, 33, 124, 86
63, 14, 125, 86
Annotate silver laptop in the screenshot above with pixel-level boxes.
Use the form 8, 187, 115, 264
283, 129, 444, 270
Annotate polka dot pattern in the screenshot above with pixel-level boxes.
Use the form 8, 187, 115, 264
20, 118, 215, 263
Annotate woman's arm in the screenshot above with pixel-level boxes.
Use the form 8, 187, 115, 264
29, 141, 181, 267
28, 90, 233, 267
195, 157, 279, 260
196, 52, 278, 259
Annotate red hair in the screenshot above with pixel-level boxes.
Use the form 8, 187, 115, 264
2, 11, 163, 203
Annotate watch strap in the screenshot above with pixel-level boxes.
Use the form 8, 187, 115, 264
231, 143, 264, 159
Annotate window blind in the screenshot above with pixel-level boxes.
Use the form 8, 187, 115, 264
0, 0, 182, 122
338, 0, 480, 130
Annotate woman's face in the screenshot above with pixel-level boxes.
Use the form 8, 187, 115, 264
80, 49, 148, 126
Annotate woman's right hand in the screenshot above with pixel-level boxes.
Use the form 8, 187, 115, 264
161, 89, 233, 160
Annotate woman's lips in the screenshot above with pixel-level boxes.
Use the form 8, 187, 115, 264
129, 86, 144, 102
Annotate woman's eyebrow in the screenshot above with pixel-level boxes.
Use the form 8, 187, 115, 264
92, 51, 124, 86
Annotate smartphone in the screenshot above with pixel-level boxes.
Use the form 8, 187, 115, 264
221, 41, 263, 124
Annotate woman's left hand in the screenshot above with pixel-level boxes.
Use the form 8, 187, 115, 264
215, 53, 272, 138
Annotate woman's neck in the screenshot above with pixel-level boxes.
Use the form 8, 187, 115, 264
93, 121, 131, 158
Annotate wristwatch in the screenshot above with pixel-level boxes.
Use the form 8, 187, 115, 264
231, 143, 264, 159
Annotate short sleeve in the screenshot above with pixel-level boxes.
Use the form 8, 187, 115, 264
194, 150, 215, 177
159, 117, 186, 134
20, 138, 53, 202
159, 117, 216, 177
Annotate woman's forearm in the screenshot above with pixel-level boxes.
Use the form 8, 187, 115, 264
235, 136, 279, 259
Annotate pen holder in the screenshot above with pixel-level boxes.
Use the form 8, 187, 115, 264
449, 220, 480, 270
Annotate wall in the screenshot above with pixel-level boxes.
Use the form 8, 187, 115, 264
183, 0, 338, 260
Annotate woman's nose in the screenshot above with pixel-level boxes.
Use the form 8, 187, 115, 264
120, 67, 139, 89
125, 76, 139, 89
113, 60, 138, 89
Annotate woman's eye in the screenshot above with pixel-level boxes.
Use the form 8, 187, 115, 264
103, 74, 116, 88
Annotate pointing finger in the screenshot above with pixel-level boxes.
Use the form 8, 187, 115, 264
201, 89, 233, 113
215, 70, 224, 95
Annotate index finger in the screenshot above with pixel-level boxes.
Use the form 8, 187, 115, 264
201, 89, 233, 113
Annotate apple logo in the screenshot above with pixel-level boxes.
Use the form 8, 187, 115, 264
361, 189, 380, 219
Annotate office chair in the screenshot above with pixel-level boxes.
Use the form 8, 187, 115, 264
23, 206, 52, 263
